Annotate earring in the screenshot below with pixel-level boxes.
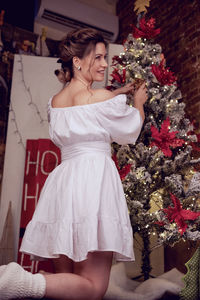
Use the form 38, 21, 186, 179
77, 66, 81, 71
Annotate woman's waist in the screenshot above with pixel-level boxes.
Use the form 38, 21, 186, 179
61, 141, 111, 161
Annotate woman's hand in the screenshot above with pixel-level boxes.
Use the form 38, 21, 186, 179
113, 79, 147, 97
134, 82, 148, 106
133, 82, 148, 121
112, 82, 135, 96
112, 80, 147, 121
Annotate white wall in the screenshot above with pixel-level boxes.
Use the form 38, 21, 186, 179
0, 55, 62, 259
77, 0, 118, 15
34, 0, 118, 42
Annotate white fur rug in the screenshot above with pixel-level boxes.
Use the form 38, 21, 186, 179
104, 262, 184, 300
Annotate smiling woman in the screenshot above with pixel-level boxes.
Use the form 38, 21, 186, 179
52, 28, 111, 108
0, 27, 147, 300
60, 28, 107, 80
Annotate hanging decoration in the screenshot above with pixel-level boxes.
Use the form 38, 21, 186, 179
35, 27, 50, 57
19, 40, 35, 55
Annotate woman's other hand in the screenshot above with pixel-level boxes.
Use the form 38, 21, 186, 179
112, 82, 135, 96
134, 82, 148, 106
113, 79, 147, 97
133, 82, 148, 121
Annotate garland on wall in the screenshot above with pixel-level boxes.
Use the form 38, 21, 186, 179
8, 54, 49, 150
9, 102, 25, 150
17, 54, 48, 124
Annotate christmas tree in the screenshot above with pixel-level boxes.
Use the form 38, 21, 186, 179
109, 14, 200, 280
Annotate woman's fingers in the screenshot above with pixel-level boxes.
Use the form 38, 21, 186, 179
139, 82, 146, 90
134, 81, 148, 104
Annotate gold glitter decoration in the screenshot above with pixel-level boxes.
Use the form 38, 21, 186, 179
149, 188, 164, 213
184, 169, 195, 192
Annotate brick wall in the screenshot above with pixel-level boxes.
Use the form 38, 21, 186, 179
116, 0, 200, 130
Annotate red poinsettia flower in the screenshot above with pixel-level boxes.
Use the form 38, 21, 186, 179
155, 221, 165, 226
132, 17, 160, 39
151, 59, 177, 86
150, 117, 185, 157
111, 68, 126, 84
111, 55, 125, 67
106, 85, 113, 91
112, 153, 131, 181
163, 193, 200, 235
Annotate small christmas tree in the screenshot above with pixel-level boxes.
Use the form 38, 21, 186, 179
109, 14, 200, 280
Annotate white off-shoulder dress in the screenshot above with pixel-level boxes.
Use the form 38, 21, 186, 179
20, 94, 143, 262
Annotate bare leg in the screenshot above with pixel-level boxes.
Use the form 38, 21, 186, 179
39, 255, 73, 276
44, 251, 113, 300
52, 254, 73, 273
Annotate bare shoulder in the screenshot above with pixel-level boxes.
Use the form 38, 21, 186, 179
51, 89, 69, 108
92, 88, 115, 103
51, 87, 115, 108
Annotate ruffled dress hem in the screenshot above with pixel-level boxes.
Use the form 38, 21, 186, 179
21, 249, 135, 263
20, 215, 135, 262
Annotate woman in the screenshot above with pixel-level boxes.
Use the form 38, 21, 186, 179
0, 28, 147, 300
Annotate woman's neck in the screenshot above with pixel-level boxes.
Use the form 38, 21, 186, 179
72, 76, 92, 89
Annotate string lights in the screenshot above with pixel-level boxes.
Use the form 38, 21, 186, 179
10, 55, 49, 149
9, 102, 25, 150
17, 54, 48, 124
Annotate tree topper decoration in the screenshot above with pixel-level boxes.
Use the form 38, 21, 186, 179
134, 0, 151, 14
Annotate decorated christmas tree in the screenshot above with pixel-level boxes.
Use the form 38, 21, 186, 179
109, 14, 200, 280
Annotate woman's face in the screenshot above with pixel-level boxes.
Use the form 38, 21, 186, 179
80, 42, 108, 82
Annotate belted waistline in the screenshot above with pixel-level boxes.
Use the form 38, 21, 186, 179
61, 141, 111, 161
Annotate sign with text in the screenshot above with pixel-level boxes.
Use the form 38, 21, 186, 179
17, 139, 61, 273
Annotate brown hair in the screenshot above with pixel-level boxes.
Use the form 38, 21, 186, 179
59, 28, 107, 82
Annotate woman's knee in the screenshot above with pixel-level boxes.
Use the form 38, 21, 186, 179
52, 254, 73, 273
91, 281, 109, 300
73, 251, 112, 299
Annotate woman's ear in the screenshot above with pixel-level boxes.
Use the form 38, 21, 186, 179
72, 56, 81, 70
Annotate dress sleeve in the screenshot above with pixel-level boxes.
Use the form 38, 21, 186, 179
47, 97, 55, 141
96, 94, 143, 145
47, 97, 52, 123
